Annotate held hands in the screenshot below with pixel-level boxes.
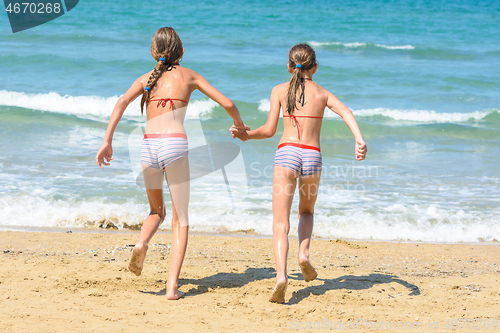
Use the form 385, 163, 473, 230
230, 124, 250, 141
95, 142, 114, 169
355, 140, 367, 161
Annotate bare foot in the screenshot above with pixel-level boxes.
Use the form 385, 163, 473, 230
299, 259, 318, 282
128, 243, 147, 276
166, 283, 185, 300
269, 281, 287, 303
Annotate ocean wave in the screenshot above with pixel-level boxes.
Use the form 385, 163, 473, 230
0, 194, 498, 242
3, 90, 497, 125
352, 108, 497, 123
314, 204, 500, 243
0, 90, 218, 120
258, 99, 270, 112
0, 195, 148, 230
375, 44, 415, 50
309, 41, 415, 50
256, 99, 498, 124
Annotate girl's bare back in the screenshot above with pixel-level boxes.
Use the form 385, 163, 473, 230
276, 80, 329, 148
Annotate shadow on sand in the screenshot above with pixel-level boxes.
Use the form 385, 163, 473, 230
287, 272, 421, 305
139, 267, 276, 297
140, 268, 420, 303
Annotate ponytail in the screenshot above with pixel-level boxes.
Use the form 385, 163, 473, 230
285, 43, 317, 116
286, 64, 304, 115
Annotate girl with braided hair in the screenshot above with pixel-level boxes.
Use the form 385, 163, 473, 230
96, 27, 248, 300
231, 43, 367, 303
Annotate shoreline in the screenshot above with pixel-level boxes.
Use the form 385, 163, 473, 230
1, 225, 498, 246
1, 230, 499, 332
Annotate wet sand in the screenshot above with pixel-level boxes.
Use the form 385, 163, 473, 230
0, 231, 499, 332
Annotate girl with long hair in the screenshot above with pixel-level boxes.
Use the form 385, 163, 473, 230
231, 43, 367, 303
96, 27, 247, 299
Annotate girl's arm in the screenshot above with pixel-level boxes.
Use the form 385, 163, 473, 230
244, 85, 282, 140
195, 74, 246, 129
326, 91, 367, 161
95, 75, 145, 168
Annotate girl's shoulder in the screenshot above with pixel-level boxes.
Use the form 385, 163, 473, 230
276, 82, 289, 89
140, 70, 153, 79
309, 81, 331, 97
177, 65, 197, 76
176, 66, 206, 82
272, 82, 289, 93
133, 71, 154, 90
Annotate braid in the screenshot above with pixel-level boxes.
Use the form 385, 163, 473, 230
140, 27, 184, 116
140, 59, 166, 115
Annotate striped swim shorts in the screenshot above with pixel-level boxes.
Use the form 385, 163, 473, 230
274, 142, 322, 176
140, 133, 189, 170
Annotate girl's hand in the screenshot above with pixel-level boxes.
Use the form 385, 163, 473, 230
95, 143, 114, 168
230, 125, 249, 141
232, 123, 250, 132
355, 140, 367, 161
235, 130, 249, 141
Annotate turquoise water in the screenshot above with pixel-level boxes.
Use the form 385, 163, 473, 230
0, 0, 499, 242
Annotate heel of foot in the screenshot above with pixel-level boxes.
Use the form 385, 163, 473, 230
128, 247, 143, 276
300, 260, 318, 282
269, 282, 287, 303
166, 283, 185, 300
166, 290, 185, 300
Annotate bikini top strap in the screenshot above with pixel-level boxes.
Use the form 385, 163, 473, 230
283, 115, 323, 119
147, 98, 189, 109
285, 114, 301, 139
282, 115, 323, 140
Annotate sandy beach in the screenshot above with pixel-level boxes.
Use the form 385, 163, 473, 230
0, 230, 499, 332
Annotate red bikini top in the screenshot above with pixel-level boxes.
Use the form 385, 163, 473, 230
283, 114, 323, 139
147, 98, 188, 109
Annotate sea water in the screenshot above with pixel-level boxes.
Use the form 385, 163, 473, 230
1, 0, 499, 242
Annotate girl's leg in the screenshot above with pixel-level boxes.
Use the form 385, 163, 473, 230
297, 172, 321, 282
129, 164, 165, 276
164, 156, 190, 300
269, 165, 298, 303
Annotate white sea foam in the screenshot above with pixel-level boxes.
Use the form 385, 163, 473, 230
313, 204, 500, 243
1, 191, 498, 243
256, 99, 496, 123
0, 90, 125, 118
0, 90, 218, 120
258, 99, 271, 112
0, 195, 149, 229
309, 41, 415, 50
185, 99, 219, 118
309, 41, 367, 48
351, 108, 495, 123
374, 44, 415, 50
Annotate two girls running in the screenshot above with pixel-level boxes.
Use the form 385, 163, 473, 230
231, 43, 367, 303
96, 28, 366, 303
